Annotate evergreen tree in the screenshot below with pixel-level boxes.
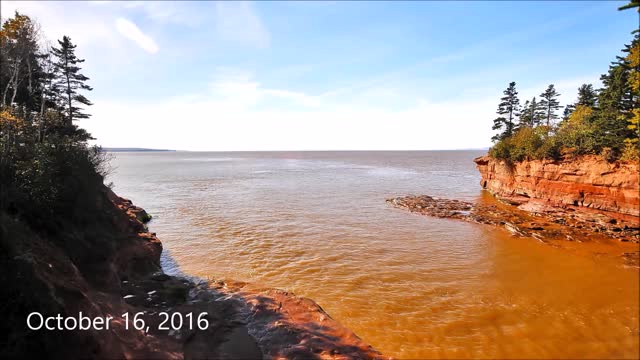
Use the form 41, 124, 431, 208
599, 59, 633, 114
576, 84, 598, 107
531, 96, 546, 127
519, 100, 532, 127
492, 81, 520, 141
561, 84, 597, 123
51, 36, 92, 127
591, 41, 636, 152
539, 84, 561, 127
519, 96, 545, 127
618, 0, 639, 13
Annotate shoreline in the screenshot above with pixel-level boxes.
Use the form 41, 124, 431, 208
112, 190, 388, 359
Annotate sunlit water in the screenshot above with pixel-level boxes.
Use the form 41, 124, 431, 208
108, 151, 639, 359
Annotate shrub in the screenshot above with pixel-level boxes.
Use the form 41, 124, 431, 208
5, 129, 111, 231
555, 105, 599, 156
509, 127, 544, 162
489, 126, 547, 162
620, 141, 640, 162
488, 140, 512, 160
534, 135, 562, 160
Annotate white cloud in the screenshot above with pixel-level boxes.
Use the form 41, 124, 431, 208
201, 68, 322, 109
215, 1, 270, 48
115, 17, 159, 54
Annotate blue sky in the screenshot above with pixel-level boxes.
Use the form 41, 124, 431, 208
3, 1, 637, 150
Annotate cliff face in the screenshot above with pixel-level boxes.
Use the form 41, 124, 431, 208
474, 155, 639, 219
1, 186, 166, 359
1, 186, 385, 359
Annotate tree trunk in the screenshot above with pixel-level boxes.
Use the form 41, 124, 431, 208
65, 54, 72, 127
39, 90, 46, 142
2, 67, 16, 106
27, 57, 33, 95
10, 68, 22, 105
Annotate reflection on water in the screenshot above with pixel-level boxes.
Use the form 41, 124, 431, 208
108, 151, 639, 359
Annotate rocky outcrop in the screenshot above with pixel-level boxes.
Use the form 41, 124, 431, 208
387, 195, 639, 266
1, 186, 386, 359
387, 195, 638, 242
474, 155, 639, 219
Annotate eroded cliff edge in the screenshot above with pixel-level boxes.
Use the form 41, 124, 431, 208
1, 185, 385, 359
473, 155, 639, 219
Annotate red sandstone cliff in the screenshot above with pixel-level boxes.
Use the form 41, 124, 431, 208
474, 155, 640, 220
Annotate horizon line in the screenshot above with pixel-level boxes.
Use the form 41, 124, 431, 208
103, 147, 491, 152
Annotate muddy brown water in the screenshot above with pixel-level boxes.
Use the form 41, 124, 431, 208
108, 150, 639, 359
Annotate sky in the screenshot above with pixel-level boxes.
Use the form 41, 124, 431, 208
2, 1, 638, 151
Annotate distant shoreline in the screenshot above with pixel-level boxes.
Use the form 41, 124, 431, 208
104, 148, 489, 153
104, 148, 176, 152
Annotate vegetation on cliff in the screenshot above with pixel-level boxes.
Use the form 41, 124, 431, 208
0, 12, 108, 229
489, 4, 640, 163
0, 13, 120, 357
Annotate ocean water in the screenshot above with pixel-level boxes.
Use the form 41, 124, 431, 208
108, 151, 639, 359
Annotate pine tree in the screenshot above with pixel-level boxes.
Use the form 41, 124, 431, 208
492, 81, 520, 141
519, 100, 532, 127
576, 84, 598, 107
531, 96, 546, 127
599, 60, 633, 113
519, 96, 545, 127
51, 36, 92, 127
618, 0, 639, 13
592, 38, 637, 152
539, 84, 561, 127
560, 84, 598, 123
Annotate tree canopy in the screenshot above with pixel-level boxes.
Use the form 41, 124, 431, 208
489, 32, 640, 163
1, 12, 106, 226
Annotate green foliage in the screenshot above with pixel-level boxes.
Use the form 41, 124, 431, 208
141, 213, 153, 223
51, 36, 93, 124
576, 84, 598, 107
539, 84, 562, 127
489, 32, 639, 163
618, 0, 640, 12
621, 140, 640, 161
489, 126, 554, 162
0, 13, 107, 232
492, 82, 520, 141
519, 96, 545, 128
554, 105, 599, 155
534, 134, 562, 160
